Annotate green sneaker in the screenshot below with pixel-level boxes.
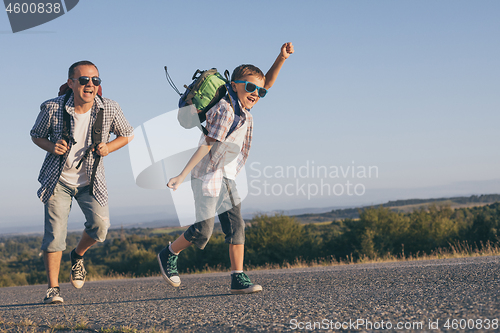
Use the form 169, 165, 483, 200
157, 245, 181, 287
230, 272, 262, 294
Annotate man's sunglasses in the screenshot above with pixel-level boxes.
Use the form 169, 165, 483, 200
71, 76, 102, 86
233, 80, 267, 98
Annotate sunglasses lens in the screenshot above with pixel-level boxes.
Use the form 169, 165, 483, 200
258, 88, 267, 98
76, 76, 101, 86
244, 82, 257, 93
78, 76, 90, 85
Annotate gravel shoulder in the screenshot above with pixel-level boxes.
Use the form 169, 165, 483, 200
1, 256, 499, 332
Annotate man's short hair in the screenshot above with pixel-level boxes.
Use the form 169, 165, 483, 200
231, 64, 265, 82
68, 61, 98, 79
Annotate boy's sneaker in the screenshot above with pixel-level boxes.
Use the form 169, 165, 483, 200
157, 245, 181, 287
70, 249, 86, 289
43, 287, 64, 304
230, 272, 262, 294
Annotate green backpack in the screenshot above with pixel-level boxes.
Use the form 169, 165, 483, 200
165, 67, 232, 135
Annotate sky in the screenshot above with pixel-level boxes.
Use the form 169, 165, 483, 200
1, 0, 499, 232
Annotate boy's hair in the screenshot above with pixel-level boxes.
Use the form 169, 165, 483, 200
68, 60, 99, 79
231, 64, 265, 82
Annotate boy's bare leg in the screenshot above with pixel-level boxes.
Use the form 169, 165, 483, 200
170, 233, 192, 253
229, 244, 244, 271
75, 230, 97, 256
44, 251, 62, 288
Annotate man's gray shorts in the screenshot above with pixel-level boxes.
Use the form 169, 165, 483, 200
184, 177, 245, 250
41, 181, 110, 252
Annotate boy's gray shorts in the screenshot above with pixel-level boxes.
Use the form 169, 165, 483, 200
184, 177, 245, 250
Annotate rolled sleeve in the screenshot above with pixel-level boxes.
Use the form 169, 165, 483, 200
108, 101, 134, 138
30, 104, 52, 139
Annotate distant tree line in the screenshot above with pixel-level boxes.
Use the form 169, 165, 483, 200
382, 194, 500, 207
296, 194, 500, 222
1, 202, 499, 287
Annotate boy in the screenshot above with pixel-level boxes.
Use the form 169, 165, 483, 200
158, 43, 294, 294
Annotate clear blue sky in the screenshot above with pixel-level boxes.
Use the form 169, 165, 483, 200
1, 0, 499, 231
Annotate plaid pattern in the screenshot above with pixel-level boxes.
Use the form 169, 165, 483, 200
30, 93, 134, 206
192, 98, 253, 197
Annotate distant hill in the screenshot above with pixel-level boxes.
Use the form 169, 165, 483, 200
294, 194, 500, 223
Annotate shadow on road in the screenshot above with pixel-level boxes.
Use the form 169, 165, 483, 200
0, 292, 234, 309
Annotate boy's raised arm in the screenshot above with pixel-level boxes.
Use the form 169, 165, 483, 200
264, 42, 294, 90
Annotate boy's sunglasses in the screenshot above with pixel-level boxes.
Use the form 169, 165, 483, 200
71, 76, 102, 86
233, 80, 267, 98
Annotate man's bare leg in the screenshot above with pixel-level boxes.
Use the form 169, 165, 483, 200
75, 230, 97, 256
44, 251, 62, 288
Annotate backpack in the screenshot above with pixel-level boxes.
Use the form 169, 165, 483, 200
58, 83, 104, 196
165, 67, 240, 137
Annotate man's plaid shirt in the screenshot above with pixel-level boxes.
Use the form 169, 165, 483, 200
30, 93, 134, 206
191, 97, 253, 197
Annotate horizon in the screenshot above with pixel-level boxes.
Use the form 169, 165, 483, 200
2, 191, 499, 236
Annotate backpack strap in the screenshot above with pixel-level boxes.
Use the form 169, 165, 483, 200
87, 102, 103, 196
225, 83, 241, 137
62, 90, 75, 145
60, 90, 75, 173
223, 70, 242, 137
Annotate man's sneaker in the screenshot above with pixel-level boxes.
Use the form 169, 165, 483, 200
70, 250, 86, 289
230, 272, 263, 294
157, 245, 181, 287
43, 287, 64, 304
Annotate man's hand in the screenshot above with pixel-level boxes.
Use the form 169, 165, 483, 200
280, 42, 294, 60
94, 143, 109, 156
167, 174, 186, 191
53, 139, 68, 155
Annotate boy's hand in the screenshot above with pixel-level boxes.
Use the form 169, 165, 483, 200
53, 139, 68, 155
280, 42, 294, 59
167, 174, 186, 191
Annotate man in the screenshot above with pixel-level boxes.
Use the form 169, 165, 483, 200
30, 61, 134, 304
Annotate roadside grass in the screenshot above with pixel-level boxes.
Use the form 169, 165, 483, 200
178, 240, 500, 275
0, 313, 170, 333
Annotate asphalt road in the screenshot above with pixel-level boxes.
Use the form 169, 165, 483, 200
0, 256, 499, 332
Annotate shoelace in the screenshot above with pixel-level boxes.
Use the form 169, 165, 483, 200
166, 254, 178, 275
72, 259, 87, 280
46, 287, 60, 297
236, 273, 252, 286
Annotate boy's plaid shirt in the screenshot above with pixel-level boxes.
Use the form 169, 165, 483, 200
30, 93, 134, 206
191, 98, 253, 197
